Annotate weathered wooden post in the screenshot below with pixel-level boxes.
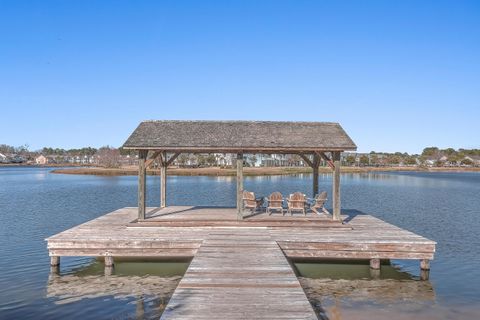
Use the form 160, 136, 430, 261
370, 258, 380, 270
50, 256, 60, 267
312, 153, 320, 198
104, 255, 114, 275
332, 151, 341, 221
160, 151, 167, 208
138, 150, 148, 220
370, 268, 381, 279
420, 269, 430, 281
236, 153, 244, 220
420, 257, 431, 280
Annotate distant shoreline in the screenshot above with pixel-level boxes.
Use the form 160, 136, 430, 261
49, 166, 480, 176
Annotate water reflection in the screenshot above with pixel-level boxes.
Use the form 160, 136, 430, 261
46, 260, 188, 319
295, 261, 436, 320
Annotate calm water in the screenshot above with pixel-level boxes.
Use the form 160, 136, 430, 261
1, 167, 479, 319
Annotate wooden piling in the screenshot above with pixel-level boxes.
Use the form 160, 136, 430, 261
420, 269, 430, 281
105, 256, 114, 267
370, 258, 380, 270
420, 259, 430, 270
370, 268, 381, 279
50, 256, 60, 267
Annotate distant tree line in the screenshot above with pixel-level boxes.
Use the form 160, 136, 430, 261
1, 144, 479, 168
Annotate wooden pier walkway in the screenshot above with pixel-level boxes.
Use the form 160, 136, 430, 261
161, 228, 317, 319
46, 206, 436, 319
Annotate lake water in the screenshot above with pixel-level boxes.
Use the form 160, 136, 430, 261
0, 167, 479, 319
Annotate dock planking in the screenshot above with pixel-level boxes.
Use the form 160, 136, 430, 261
47, 206, 435, 261
161, 228, 317, 319
46, 206, 436, 319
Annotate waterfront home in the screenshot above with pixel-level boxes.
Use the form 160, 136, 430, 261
35, 155, 48, 165
464, 155, 480, 166
0, 153, 8, 163
10, 155, 26, 163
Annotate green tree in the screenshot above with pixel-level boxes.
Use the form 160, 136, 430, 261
422, 147, 439, 157
359, 155, 369, 166
447, 154, 461, 165
435, 160, 445, 167
177, 154, 189, 167
206, 154, 217, 166
345, 155, 356, 166
196, 154, 206, 167
388, 156, 400, 165
443, 148, 456, 155
369, 154, 378, 166
404, 156, 417, 165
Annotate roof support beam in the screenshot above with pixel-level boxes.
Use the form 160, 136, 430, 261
166, 152, 181, 167
298, 153, 322, 197
298, 153, 314, 168
316, 151, 336, 170
145, 151, 161, 168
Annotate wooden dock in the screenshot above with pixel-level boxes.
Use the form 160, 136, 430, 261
46, 206, 436, 319
161, 228, 317, 319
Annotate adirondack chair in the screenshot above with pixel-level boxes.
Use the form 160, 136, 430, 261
242, 190, 263, 212
266, 192, 284, 215
287, 192, 307, 216
310, 191, 331, 215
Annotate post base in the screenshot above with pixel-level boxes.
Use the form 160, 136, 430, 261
370, 258, 381, 270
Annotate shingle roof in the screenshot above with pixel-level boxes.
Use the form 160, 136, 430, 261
123, 120, 357, 152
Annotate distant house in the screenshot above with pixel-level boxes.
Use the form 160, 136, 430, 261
260, 154, 291, 167
214, 153, 234, 167
0, 153, 8, 163
35, 155, 48, 165
423, 157, 438, 167
10, 155, 25, 163
464, 155, 480, 167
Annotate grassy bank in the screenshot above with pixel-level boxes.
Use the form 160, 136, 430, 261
50, 165, 480, 176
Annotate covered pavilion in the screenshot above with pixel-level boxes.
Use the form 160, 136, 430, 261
123, 120, 357, 221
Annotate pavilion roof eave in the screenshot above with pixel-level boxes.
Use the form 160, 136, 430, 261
121, 146, 357, 153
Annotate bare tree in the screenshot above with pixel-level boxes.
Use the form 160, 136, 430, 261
96, 146, 120, 168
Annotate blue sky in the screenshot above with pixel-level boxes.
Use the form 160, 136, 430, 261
1, 1, 479, 153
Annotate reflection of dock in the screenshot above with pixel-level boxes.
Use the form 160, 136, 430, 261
299, 278, 435, 303
47, 274, 180, 304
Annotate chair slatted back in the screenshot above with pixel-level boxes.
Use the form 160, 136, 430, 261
268, 192, 283, 208
243, 191, 256, 207
315, 191, 328, 207
289, 192, 306, 209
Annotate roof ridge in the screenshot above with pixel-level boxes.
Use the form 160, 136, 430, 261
142, 120, 340, 125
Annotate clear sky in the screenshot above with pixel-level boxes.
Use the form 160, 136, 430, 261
1, 1, 479, 154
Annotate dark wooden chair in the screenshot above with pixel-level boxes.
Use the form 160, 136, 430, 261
266, 192, 284, 215
287, 192, 307, 216
310, 191, 330, 216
